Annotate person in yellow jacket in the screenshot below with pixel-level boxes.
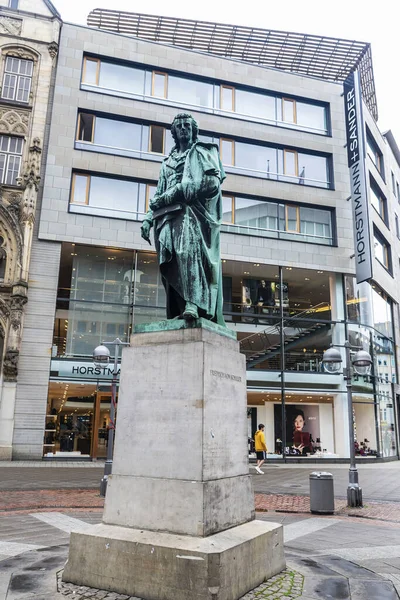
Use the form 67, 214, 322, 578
254, 424, 267, 474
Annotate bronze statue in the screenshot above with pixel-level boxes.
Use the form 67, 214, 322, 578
141, 113, 226, 326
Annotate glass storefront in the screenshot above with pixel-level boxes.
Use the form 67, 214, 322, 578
44, 381, 119, 459
44, 244, 399, 460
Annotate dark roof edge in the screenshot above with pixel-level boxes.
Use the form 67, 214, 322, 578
383, 130, 400, 168
43, 0, 62, 19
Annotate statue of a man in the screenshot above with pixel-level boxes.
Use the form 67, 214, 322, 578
141, 113, 226, 326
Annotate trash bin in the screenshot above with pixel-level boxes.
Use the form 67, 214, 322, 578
309, 471, 334, 515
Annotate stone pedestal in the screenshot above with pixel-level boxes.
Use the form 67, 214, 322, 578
63, 320, 285, 599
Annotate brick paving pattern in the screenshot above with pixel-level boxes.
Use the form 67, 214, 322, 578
2, 489, 400, 525
0, 489, 104, 512
58, 569, 304, 600
255, 493, 400, 523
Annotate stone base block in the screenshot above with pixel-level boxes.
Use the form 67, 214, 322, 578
103, 473, 254, 536
0, 445, 11, 461
63, 520, 285, 600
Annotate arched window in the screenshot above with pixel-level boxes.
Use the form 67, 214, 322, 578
0, 237, 6, 281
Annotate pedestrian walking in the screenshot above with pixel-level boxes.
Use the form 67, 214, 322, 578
254, 424, 267, 474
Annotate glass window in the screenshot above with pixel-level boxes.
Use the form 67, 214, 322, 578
220, 138, 234, 166
397, 182, 400, 201
77, 113, 95, 142
220, 85, 235, 111
235, 142, 277, 175
82, 58, 99, 85
70, 173, 156, 221
222, 195, 234, 223
146, 184, 157, 211
152, 71, 167, 97
391, 172, 396, 195
71, 174, 89, 204
167, 75, 213, 107
396, 215, 400, 239
9, 0, 19, 8
282, 98, 296, 123
367, 131, 383, 176
296, 102, 326, 132
98, 61, 145, 95
299, 207, 332, 241
298, 153, 328, 187
135, 251, 166, 309
285, 205, 299, 232
374, 230, 391, 271
0, 135, 23, 185
89, 177, 138, 213
234, 197, 278, 230
284, 150, 298, 177
149, 125, 165, 154
94, 117, 142, 151
369, 178, 387, 223
235, 89, 275, 120
1, 56, 33, 103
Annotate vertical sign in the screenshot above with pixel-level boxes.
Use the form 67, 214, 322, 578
343, 71, 373, 284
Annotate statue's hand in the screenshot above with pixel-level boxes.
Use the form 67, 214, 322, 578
141, 220, 152, 245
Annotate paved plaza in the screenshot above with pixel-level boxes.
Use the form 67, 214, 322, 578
1, 462, 400, 598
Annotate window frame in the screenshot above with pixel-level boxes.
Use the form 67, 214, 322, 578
151, 70, 168, 98
1, 56, 33, 104
283, 149, 299, 177
220, 138, 235, 166
76, 113, 96, 143
282, 98, 297, 124
369, 176, 387, 225
222, 194, 235, 224
373, 227, 392, 273
220, 85, 235, 112
285, 204, 300, 233
71, 173, 90, 205
391, 172, 396, 196
366, 129, 384, 178
145, 183, 157, 212
82, 57, 100, 86
148, 124, 166, 154
0, 134, 23, 186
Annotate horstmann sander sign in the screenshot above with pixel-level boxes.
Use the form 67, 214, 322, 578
51, 360, 120, 380
343, 71, 373, 284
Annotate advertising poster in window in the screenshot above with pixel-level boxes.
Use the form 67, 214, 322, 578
274, 404, 320, 454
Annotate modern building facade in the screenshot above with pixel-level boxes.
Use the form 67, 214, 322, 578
7, 10, 400, 461
0, 0, 61, 459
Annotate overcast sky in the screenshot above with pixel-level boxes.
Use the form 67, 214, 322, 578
53, 0, 400, 143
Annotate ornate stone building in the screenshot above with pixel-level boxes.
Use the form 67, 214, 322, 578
0, 0, 61, 459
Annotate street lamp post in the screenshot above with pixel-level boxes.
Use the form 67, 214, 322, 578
322, 342, 372, 508
93, 338, 129, 497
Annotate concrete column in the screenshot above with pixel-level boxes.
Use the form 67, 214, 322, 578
264, 402, 275, 453
333, 392, 350, 457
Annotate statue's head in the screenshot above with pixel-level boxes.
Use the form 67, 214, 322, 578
170, 113, 199, 148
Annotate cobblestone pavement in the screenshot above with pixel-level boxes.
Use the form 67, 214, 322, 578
2, 511, 399, 599
58, 568, 305, 599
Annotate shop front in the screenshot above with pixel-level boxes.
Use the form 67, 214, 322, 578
44, 242, 399, 461
44, 359, 120, 459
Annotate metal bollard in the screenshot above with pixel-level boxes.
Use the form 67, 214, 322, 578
309, 471, 334, 515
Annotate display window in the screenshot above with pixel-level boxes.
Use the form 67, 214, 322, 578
43, 381, 118, 459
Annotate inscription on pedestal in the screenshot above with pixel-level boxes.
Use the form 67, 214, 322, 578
210, 368, 242, 382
